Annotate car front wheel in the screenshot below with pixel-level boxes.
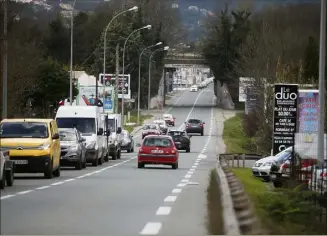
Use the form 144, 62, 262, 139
172, 162, 178, 169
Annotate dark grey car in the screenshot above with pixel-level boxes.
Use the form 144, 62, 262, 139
184, 119, 205, 136
59, 128, 87, 170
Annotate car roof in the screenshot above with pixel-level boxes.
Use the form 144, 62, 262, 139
1, 118, 53, 123
144, 134, 172, 139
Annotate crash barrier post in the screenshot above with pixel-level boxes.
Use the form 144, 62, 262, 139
216, 154, 263, 234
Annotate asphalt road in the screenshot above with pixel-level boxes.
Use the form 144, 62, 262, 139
1, 84, 218, 235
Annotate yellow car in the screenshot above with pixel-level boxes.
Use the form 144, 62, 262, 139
0, 119, 61, 179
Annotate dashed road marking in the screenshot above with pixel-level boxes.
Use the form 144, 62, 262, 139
190, 168, 195, 171
140, 222, 162, 235
156, 206, 172, 215
185, 174, 192, 179
177, 183, 187, 187
181, 179, 189, 183
164, 195, 177, 202
191, 165, 197, 168
172, 188, 182, 193
17, 190, 33, 195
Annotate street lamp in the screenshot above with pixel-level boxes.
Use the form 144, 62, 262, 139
137, 42, 162, 123
148, 46, 169, 110
121, 24, 152, 124
102, 6, 138, 110
69, 0, 77, 106
317, 0, 326, 164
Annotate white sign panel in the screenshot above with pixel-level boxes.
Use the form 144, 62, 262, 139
99, 74, 131, 99
239, 77, 255, 102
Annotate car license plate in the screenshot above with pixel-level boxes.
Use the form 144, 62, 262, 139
175, 142, 181, 144
14, 160, 28, 165
151, 150, 163, 154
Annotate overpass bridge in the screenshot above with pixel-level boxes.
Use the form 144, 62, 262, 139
164, 52, 208, 66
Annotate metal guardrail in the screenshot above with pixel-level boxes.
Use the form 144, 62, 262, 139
216, 154, 263, 234
220, 153, 266, 168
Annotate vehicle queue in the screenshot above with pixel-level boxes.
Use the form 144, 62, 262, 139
0, 106, 206, 189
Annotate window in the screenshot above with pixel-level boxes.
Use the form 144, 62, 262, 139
106, 119, 115, 132
56, 118, 96, 134
188, 119, 200, 124
0, 122, 49, 138
143, 137, 172, 147
276, 152, 292, 163
59, 131, 77, 141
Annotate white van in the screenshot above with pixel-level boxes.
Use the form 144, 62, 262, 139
55, 106, 105, 166
106, 114, 123, 160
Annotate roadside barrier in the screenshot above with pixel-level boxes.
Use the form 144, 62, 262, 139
216, 154, 264, 234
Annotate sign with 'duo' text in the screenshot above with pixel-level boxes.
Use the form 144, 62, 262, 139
273, 84, 298, 155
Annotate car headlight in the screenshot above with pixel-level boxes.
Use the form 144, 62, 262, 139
86, 141, 96, 149
37, 143, 50, 150
70, 145, 78, 151
263, 162, 272, 167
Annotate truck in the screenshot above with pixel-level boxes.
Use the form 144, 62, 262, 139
0, 151, 14, 189
105, 114, 123, 160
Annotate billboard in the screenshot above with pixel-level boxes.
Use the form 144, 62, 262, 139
77, 85, 115, 113
297, 89, 319, 133
272, 84, 298, 155
99, 74, 131, 99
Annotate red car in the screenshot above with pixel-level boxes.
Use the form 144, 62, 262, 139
137, 135, 179, 169
163, 114, 175, 126
142, 124, 161, 139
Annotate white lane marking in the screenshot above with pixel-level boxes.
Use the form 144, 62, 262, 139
64, 178, 75, 182
177, 183, 187, 187
187, 171, 194, 175
1, 194, 15, 200
192, 165, 197, 168
17, 190, 33, 195
36, 185, 50, 190
164, 195, 177, 202
181, 179, 189, 183
190, 168, 195, 171
51, 181, 64, 186
185, 174, 192, 178
140, 222, 162, 235
172, 188, 182, 193
193, 163, 198, 166
178, 89, 207, 129
156, 206, 172, 215
93, 170, 102, 174
76, 175, 86, 179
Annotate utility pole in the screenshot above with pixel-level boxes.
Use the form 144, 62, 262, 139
1, 0, 8, 119
115, 44, 119, 114
318, 0, 326, 164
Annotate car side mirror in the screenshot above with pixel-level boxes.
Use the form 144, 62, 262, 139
52, 133, 60, 139
97, 128, 104, 135
117, 127, 122, 134
136, 143, 141, 147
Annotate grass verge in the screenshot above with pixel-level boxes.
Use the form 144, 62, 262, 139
206, 169, 224, 235
223, 113, 254, 153
123, 111, 152, 133
232, 168, 325, 234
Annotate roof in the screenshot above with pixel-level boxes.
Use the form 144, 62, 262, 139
1, 118, 53, 123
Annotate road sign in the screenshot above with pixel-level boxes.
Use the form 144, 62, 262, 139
103, 98, 113, 113
99, 74, 131, 99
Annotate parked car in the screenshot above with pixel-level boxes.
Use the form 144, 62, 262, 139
0, 151, 14, 189
0, 119, 61, 179
136, 135, 179, 169
167, 130, 191, 152
142, 124, 161, 139
190, 85, 198, 92
308, 160, 327, 196
252, 147, 292, 181
185, 118, 205, 136
163, 114, 175, 126
153, 119, 168, 134
59, 128, 87, 170
121, 130, 134, 153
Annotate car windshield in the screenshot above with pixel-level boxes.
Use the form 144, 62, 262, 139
276, 151, 292, 163
143, 137, 172, 147
144, 124, 157, 130
188, 119, 200, 124
106, 119, 115, 132
56, 118, 96, 135
59, 131, 77, 141
0, 122, 49, 138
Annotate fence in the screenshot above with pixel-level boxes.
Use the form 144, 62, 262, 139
222, 153, 264, 168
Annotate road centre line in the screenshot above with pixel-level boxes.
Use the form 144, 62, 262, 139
172, 188, 182, 193
156, 206, 172, 215
0, 194, 16, 200
16, 190, 33, 195
140, 222, 162, 235
164, 196, 177, 202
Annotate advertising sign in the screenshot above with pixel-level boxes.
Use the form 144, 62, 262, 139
77, 85, 115, 113
99, 74, 131, 99
297, 90, 319, 133
273, 84, 298, 155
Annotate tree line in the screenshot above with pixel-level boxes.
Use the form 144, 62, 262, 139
202, 3, 325, 153
0, 0, 185, 118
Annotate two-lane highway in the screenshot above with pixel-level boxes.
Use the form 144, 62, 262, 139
1, 85, 218, 235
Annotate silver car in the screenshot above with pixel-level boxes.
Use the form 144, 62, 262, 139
59, 128, 87, 170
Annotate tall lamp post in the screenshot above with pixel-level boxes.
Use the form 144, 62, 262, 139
137, 42, 162, 123
121, 24, 152, 123
69, 0, 77, 105
318, 0, 326, 164
148, 46, 169, 110
102, 6, 138, 109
